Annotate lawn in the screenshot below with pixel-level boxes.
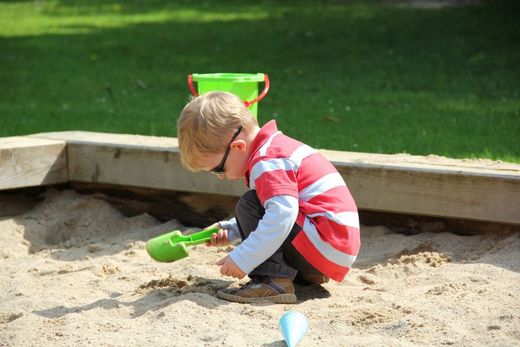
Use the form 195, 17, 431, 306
1, 0, 519, 162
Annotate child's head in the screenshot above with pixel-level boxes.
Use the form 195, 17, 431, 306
177, 91, 258, 172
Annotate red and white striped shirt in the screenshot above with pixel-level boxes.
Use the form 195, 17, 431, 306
242, 120, 360, 282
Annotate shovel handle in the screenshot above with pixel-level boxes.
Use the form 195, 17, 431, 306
184, 226, 220, 247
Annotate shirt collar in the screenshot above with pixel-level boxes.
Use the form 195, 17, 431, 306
244, 120, 279, 186
249, 119, 278, 156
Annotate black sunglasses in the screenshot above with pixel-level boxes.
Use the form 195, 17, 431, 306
210, 126, 243, 175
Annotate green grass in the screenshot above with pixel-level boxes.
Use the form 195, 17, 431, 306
1, 0, 519, 162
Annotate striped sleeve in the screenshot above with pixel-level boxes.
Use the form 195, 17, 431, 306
249, 157, 299, 205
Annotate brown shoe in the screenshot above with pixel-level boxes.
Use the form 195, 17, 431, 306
295, 273, 330, 285
217, 276, 297, 304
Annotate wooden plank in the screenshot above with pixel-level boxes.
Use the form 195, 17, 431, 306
0, 137, 67, 190
31, 131, 520, 225
336, 164, 519, 225
322, 149, 520, 224
30, 131, 246, 197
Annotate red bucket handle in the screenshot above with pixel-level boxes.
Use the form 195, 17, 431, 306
187, 74, 270, 108
187, 74, 199, 97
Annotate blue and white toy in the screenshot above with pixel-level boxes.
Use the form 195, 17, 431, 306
278, 310, 309, 347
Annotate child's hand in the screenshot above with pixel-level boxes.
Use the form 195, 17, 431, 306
205, 223, 230, 247
217, 255, 246, 279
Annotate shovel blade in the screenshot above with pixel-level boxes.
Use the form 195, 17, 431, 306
146, 230, 190, 262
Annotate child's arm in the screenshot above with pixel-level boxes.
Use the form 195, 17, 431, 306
227, 194, 299, 275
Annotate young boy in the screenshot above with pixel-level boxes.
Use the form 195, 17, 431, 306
177, 91, 361, 304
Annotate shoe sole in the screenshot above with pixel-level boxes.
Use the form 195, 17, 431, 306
216, 291, 297, 304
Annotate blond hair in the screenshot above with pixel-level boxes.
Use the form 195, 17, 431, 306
177, 91, 258, 171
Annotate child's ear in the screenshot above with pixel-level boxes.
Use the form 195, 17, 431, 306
230, 139, 247, 152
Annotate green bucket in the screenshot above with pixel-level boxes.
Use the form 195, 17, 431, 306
188, 73, 270, 118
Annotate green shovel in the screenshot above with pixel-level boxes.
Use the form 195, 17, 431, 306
146, 227, 219, 262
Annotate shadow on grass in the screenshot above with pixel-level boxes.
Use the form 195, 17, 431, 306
1, 1, 519, 160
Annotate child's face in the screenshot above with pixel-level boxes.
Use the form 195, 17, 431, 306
196, 128, 248, 180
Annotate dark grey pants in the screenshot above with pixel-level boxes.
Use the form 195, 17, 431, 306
235, 190, 322, 280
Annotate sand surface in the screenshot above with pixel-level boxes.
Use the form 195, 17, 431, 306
1, 189, 519, 346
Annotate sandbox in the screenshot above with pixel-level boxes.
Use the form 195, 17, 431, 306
1, 133, 519, 346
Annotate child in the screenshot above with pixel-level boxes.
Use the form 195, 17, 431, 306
177, 91, 360, 304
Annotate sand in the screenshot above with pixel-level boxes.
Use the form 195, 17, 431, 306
0, 189, 519, 346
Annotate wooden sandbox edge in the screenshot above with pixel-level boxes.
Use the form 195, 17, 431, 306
1, 131, 518, 226
0, 136, 68, 190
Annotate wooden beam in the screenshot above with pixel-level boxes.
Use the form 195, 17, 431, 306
30, 131, 520, 225
30, 131, 246, 196
322, 150, 520, 225
0, 137, 67, 190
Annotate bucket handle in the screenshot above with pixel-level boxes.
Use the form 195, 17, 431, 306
187, 74, 270, 108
